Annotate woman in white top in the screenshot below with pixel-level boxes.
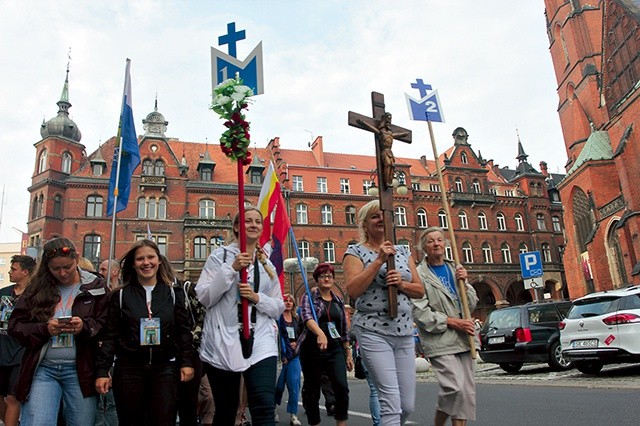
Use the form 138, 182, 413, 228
197, 207, 284, 425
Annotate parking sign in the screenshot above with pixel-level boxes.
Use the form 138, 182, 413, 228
520, 251, 543, 279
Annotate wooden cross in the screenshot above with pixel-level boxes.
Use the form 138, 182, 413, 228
348, 91, 412, 318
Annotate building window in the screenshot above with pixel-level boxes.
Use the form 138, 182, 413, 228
296, 204, 308, 224
455, 178, 464, 192
542, 243, 552, 262
37, 195, 44, 218
38, 149, 48, 173
489, 188, 497, 195
462, 242, 473, 263
459, 211, 468, 229
93, 163, 104, 176
519, 243, 528, 254
472, 179, 481, 194
194, 237, 207, 259
397, 172, 406, 185
395, 206, 407, 227
199, 200, 215, 219
482, 242, 493, 263
83, 235, 101, 268
438, 210, 448, 229
478, 212, 487, 230
148, 198, 157, 219
429, 184, 441, 192
298, 240, 310, 258
138, 198, 146, 218
156, 236, 167, 256
250, 170, 262, 185
340, 178, 350, 194
317, 177, 327, 193
536, 214, 546, 231
505, 190, 514, 197
345, 206, 356, 225
200, 167, 212, 181
321, 205, 333, 225
501, 243, 512, 263
497, 213, 506, 231
86, 196, 103, 218
323, 241, 335, 263
154, 160, 165, 176
142, 159, 154, 175
363, 179, 374, 195
210, 236, 224, 252
53, 195, 62, 218
515, 214, 524, 231
417, 209, 428, 228
412, 182, 421, 191
445, 246, 453, 261
158, 198, 167, 220
292, 175, 304, 192
552, 216, 562, 232
62, 152, 72, 174
461, 151, 468, 164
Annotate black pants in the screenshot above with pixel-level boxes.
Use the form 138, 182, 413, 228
205, 356, 277, 426
176, 355, 204, 426
113, 360, 178, 426
300, 345, 349, 425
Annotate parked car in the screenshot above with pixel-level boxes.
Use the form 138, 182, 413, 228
479, 300, 572, 373
560, 285, 640, 374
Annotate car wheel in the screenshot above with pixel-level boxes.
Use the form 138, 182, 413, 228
499, 362, 523, 373
548, 341, 573, 371
574, 360, 604, 375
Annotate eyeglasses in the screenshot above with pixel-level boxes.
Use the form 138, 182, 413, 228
44, 246, 75, 258
319, 274, 333, 279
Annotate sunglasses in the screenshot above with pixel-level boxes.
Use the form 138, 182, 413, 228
44, 246, 76, 258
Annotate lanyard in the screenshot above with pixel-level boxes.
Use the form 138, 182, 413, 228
325, 298, 333, 322
56, 284, 79, 316
146, 301, 153, 319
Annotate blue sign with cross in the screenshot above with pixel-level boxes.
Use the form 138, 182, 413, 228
519, 251, 543, 279
405, 78, 445, 123
211, 22, 264, 95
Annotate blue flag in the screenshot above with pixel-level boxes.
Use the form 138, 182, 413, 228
107, 59, 140, 216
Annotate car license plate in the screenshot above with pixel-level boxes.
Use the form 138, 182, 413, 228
571, 339, 598, 348
488, 336, 505, 344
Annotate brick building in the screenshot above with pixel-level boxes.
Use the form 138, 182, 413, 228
544, 0, 640, 297
28, 72, 566, 320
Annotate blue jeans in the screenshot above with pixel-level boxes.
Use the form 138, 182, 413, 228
95, 388, 118, 426
275, 357, 301, 415
365, 368, 381, 426
21, 362, 97, 426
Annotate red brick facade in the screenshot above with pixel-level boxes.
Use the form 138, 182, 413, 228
545, 0, 640, 297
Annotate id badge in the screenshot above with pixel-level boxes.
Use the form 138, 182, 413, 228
52, 333, 74, 348
327, 321, 341, 339
286, 326, 296, 340
0, 296, 13, 335
140, 318, 161, 346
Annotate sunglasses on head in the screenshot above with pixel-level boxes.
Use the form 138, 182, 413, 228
44, 246, 76, 258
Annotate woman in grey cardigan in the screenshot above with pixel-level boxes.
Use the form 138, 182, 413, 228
412, 227, 478, 426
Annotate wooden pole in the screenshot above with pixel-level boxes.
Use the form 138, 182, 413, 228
427, 120, 477, 358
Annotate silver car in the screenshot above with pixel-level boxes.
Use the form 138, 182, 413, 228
560, 285, 640, 374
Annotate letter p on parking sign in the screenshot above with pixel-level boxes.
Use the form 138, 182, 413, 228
520, 251, 543, 279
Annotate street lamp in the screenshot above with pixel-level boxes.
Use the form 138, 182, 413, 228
283, 256, 319, 295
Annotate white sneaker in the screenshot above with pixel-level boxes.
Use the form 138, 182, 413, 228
290, 414, 302, 426
274, 413, 279, 422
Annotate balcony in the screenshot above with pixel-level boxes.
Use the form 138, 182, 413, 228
184, 217, 233, 229
140, 175, 166, 191
450, 191, 496, 205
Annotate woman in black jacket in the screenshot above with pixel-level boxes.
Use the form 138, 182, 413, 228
95, 239, 194, 426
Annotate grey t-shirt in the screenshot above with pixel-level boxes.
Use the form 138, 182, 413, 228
344, 244, 414, 337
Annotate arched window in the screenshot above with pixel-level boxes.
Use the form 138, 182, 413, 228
296, 204, 308, 224
438, 210, 448, 229
478, 212, 488, 230
86, 195, 104, 217
497, 213, 506, 231
31, 195, 39, 219
323, 241, 335, 263
572, 188, 595, 252
148, 198, 157, 219
459, 211, 468, 229
154, 160, 165, 176
472, 179, 481, 194
53, 195, 63, 218
83, 234, 101, 268
321, 205, 333, 225
345, 205, 356, 225
62, 152, 72, 174
519, 243, 528, 254
397, 171, 406, 185
199, 200, 215, 219
142, 159, 154, 175
194, 237, 207, 259
542, 243, 552, 262
298, 240, 310, 258
501, 243, 512, 263
536, 213, 546, 231
455, 178, 464, 192
482, 242, 493, 263
158, 198, 167, 220
460, 151, 468, 164
417, 209, 428, 228
38, 149, 48, 173
138, 197, 146, 218
395, 206, 407, 227
38, 195, 44, 217
515, 213, 524, 231
462, 242, 474, 263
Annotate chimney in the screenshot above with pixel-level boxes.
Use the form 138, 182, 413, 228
539, 161, 549, 176
311, 136, 324, 166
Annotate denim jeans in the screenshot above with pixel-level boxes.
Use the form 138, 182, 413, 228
95, 389, 118, 426
366, 370, 381, 426
21, 362, 97, 426
275, 357, 301, 415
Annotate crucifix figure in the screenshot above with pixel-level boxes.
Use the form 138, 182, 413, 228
348, 92, 412, 318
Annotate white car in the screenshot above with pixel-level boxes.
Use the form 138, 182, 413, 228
559, 285, 640, 374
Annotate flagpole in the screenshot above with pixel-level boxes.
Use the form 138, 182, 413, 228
426, 118, 477, 358
106, 58, 131, 285
288, 227, 318, 323
237, 161, 250, 340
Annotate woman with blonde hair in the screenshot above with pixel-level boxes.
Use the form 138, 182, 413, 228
274, 294, 302, 425
343, 200, 424, 425
197, 207, 284, 425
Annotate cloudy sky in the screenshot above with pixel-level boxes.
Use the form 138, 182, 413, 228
0, 0, 567, 242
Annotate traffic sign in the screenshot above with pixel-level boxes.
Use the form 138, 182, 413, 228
524, 276, 544, 290
520, 251, 543, 279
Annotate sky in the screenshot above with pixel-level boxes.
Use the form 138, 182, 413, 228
0, 0, 568, 243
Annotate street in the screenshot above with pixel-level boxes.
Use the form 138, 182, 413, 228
275, 362, 640, 425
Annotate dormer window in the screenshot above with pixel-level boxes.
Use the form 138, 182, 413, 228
461, 151, 468, 164
92, 163, 104, 176
200, 167, 213, 181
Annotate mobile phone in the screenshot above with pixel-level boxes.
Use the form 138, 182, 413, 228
58, 316, 72, 324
